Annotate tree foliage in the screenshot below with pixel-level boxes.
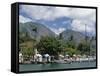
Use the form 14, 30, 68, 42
37, 36, 63, 56
77, 40, 90, 55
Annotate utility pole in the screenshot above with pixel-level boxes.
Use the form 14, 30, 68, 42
85, 24, 90, 62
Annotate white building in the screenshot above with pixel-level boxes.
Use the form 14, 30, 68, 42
19, 53, 23, 63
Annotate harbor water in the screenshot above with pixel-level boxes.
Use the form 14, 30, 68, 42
19, 61, 96, 71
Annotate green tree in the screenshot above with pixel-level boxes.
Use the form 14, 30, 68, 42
66, 35, 76, 49
65, 48, 76, 57
37, 36, 63, 56
77, 40, 90, 55
63, 34, 81, 56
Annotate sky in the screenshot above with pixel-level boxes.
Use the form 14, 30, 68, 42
19, 4, 96, 35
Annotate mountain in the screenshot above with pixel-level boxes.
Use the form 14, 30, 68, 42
19, 22, 56, 40
19, 22, 96, 49
59, 29, 96, 49
59, 29, 86, 44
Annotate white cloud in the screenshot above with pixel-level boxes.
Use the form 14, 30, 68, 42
20, 5, 96, 21
20, 5, 72, 21
19, 15, 32, 23
20, 5, 96, 34
20, 5, 54, 21
50, 27, 66, 35
71, 19, 95, 34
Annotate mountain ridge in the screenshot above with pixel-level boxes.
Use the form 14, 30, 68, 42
19, 22, 96, 42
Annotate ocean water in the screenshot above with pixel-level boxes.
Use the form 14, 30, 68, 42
19, 61, 96, 72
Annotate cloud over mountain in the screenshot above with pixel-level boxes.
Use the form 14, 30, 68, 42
19, 5, 96, 35
19, 15, 32, 23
